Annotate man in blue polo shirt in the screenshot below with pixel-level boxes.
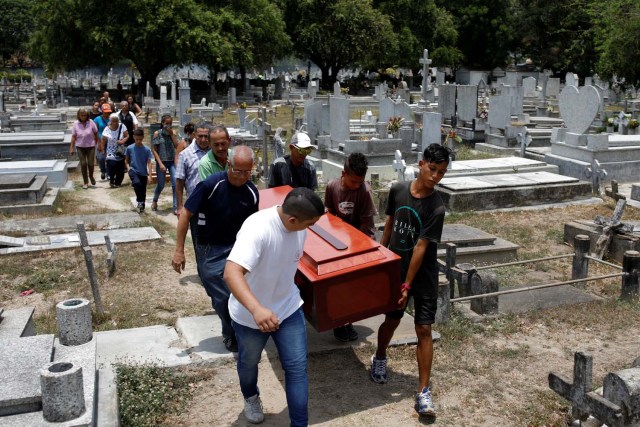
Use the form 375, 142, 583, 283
172, 145, 258, 353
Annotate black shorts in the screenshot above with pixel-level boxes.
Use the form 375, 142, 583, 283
386, 296, 437, 325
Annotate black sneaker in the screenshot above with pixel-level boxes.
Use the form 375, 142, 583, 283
101, 173, 106, 180
137, 202, 145, 213
345, 323, 358, 341
224, 337, 238, 353
333, 326, 350, 342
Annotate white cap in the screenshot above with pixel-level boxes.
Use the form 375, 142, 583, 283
291, 132, 317, 149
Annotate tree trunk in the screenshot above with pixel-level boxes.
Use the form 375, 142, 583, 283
319, 65, 332, 90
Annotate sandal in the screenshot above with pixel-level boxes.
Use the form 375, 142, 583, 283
151, 201, 158, 211
82, 184, 88, 189
90, 177, 96, 186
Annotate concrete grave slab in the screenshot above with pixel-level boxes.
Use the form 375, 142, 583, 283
438, 177, 499, 191
0, 227, 161, 255
0, 235, 24, 247
0, 212, 142, 235
96, 325, 190, 368
0, 307, 36, 339
0, 174, 35, 190
440, 224, 497, 247
474, 174, 540, 188
0, 176, 47, 207
0, 335, 54, 416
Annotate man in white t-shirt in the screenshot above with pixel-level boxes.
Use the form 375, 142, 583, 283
224, 187, 324, 426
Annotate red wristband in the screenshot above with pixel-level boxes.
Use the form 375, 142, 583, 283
401, 282, 411, 293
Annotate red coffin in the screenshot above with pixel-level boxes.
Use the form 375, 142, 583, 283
259, 186, 402, 332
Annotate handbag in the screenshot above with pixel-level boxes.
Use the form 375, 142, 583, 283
114, 124, 126, 157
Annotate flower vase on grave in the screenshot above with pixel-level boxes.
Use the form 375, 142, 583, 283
238, 108, 247, 130
607, 126, 614, 134
630, 127, 638, 136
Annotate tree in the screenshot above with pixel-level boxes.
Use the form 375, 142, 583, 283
286, 0, 397, 89
514, 0, 597, 77
29, 0, 290, 95
373, 0, 462, 72
205, 0, 291, 88
437, 0, 516, 69
593, 0, 640, 88
0, 0, 35, 67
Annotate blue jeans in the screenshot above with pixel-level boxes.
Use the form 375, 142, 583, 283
233, 308, 308, 427
153, 160, 176, 211
96, 150, 107, 175
196, 243, 235, 340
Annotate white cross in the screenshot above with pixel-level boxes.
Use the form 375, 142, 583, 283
419, 49, 432, 99
393, 150, 407, 182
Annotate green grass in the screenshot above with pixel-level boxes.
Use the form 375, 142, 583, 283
116, 363, 195, 427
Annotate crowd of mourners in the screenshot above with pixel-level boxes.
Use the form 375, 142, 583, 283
72, 93, 450, 425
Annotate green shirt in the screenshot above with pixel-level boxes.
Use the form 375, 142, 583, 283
198, 149, 231, 181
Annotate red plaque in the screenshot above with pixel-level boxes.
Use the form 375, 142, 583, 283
259, 186, 402, 332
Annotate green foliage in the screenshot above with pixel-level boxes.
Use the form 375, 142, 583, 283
374, 0, 462, 70
30, 0, 290, 90
116, 363, 192, 427
289, 0, 397, 89
514, 0, 597, 76
594, 0, 640, 88
0, 0, 35, 66
438, 0, 516, 69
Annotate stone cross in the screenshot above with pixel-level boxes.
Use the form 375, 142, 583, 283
594, 198, 633, 259
393, 150, 407, 182
584, 159, 607, 195
419, 49, 432, 101
549, 352, 623, 425
517, 128, 532, 158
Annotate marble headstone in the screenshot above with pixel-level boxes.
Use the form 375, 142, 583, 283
456, 85, 478, 123
558, 85, 600, 135
422, 112, 442, 151
438, 85, 456, 121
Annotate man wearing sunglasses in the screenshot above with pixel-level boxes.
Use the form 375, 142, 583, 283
268, 131, 318, 190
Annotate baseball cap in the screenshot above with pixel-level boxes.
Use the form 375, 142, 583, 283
291, 132, 317, 149
101, 103, 112, 113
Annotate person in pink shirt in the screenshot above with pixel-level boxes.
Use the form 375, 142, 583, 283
69, 108, 99, 189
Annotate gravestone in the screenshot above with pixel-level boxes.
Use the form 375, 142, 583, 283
488, 95, 511, 130
160, 86, 168, 108
456, 85, 478, 123
547, 78, 561, 97
419, 49, 433, 102
436, 70, 445, 86
559, 85, 600, 135
333, 82, 341, 96
228, 87, 236, 105
566, 72, 578, 87
178, 81, 191, 125
329, 97, 350, 145
438, 85, 456, 120
523, 77, 537, 95
422, 112, 442, 151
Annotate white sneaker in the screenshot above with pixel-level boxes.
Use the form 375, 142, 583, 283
243, 394, 265, 424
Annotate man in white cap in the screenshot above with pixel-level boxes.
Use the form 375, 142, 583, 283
268, 131, 318, 190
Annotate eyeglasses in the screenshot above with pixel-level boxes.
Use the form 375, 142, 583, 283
230, 164, 252, 175
295, 147, 313, 156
